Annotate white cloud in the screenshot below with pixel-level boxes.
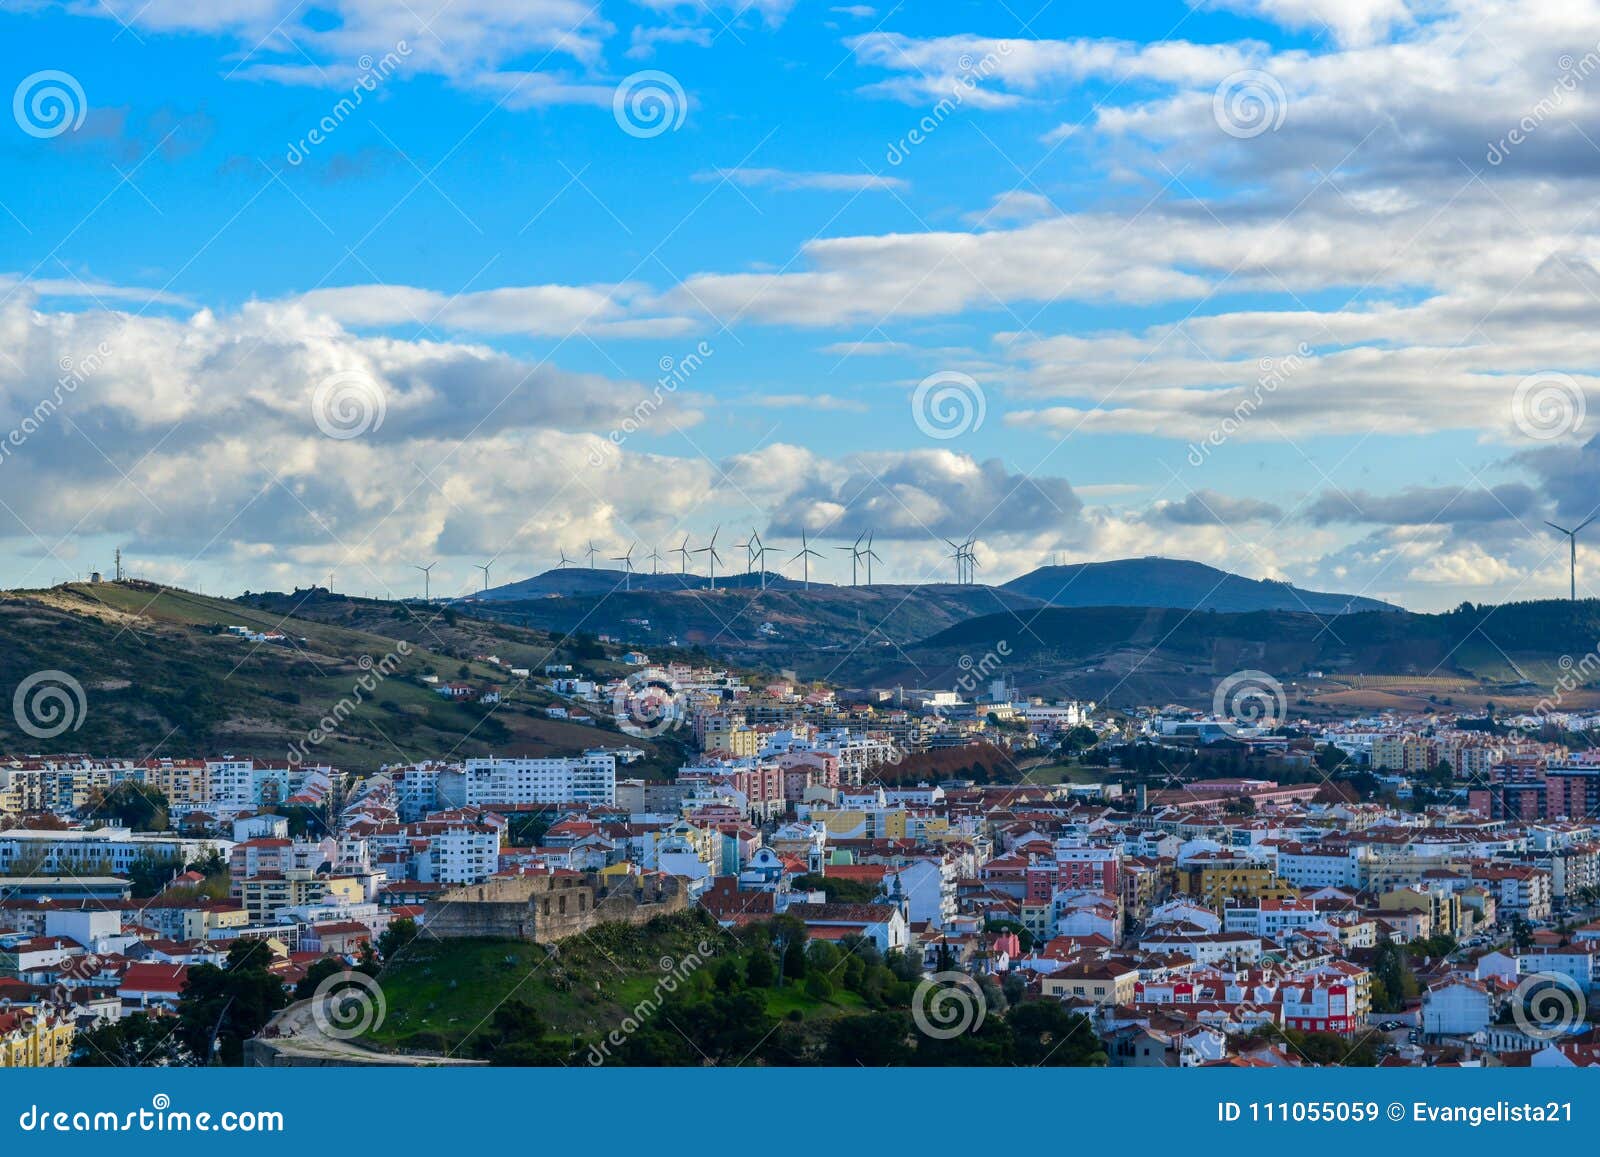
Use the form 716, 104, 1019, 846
0, 291, 709, 585
293, 283, 697, 339
694, 167, 909, 192
85, 0, 618, 101
1194, 0, 1414, 46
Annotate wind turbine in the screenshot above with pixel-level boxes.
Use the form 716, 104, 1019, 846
789, 531, 823, 590
694, 525, 725, 590
750, 531, 779, 590
611, 543, 636, 590
556, 548, 573, 570
837, 532, 865, 586
475, 562, 491, 592
670, 534, 692, 577
645, 546, 663, 575
1545, 517, 1595, 601
961, 536, 980, 585
944, 538, 967, 584
864, 531, 882, 585
413, 561, 437, 602
584, 540, 600, 569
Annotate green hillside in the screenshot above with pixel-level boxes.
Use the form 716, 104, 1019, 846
363, 910, 1106, 1067
0, 581, 674, 772
463, 582, 1047, 667
848, 599, 1600, 709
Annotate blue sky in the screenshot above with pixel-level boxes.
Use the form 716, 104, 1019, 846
1, 0, 1597, 609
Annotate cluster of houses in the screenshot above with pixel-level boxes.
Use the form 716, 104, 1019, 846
11, 676, 1600, 1067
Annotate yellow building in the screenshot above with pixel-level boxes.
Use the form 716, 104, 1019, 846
1378, 886, 1461, 937
1019, 900, 1052, 942
701, 720, 759, 759
240, 873, 362, 922
204, 902, 251, 937
1177, 859, 1297, 911
812, 806, 908, 841
129, 761, 211, 808
1040, 963, 1140, 1005
0, 1007, 74, 1067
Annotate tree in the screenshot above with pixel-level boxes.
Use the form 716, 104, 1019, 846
804, 972, 834, 1000
71, 1012, 187, 1067
885, 949, 922, 983
823, 1011, 915, 1065
744, 949, 776, 988
613, 991, 777, 1066
124, 854, 184, 898
715, 957, 745, 993
89, 781, 169, 831
782, 937, 808, 981
294, 957, 346, 1001
377, 917, 419, 960
176, 939, 290, 1065
475, 1002, 570, 1066
1370, 937, 1420, 1011
1316, 745, 1349, 773
790, 873, 880, 905
1006, 1001, 1107, 1065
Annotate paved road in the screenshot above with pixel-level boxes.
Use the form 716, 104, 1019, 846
250, 999, 485, 1067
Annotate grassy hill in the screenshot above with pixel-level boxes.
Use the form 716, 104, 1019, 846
0, 581, 678, 772
1002, 557, 1398, 614
365, 912, 866, 1060
461, 581, 1047, 671
362, 910, 1106, 1067
845, 599, 1600, 712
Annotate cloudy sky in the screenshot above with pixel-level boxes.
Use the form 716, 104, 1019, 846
2, 0, 1598, 609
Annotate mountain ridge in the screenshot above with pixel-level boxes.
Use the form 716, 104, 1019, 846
1001, 557, 1398, 615
473, 556, 1400, 615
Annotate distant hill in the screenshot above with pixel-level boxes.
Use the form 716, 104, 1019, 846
1002, 557, 1398, 615
460, 581, 1048, 661
472, 567, 808, 600
840, 599, 1600, 710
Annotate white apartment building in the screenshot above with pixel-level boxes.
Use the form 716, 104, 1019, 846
0, 828, 231, 875
1276, 843, 1360, 889
416, 824, 501, 884
438, 754, 616, 808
